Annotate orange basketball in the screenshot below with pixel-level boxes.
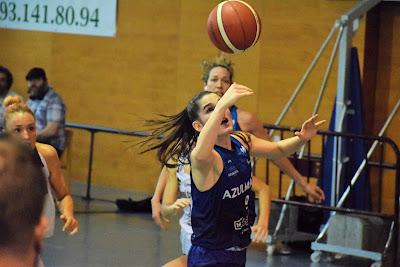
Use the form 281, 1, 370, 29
207, 0, 261, 54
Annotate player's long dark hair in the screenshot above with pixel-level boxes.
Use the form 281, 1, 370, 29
139, 91, 215, 168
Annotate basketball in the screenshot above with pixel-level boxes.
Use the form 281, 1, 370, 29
207, 0, 261, 54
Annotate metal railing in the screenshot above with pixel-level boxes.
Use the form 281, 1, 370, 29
65, 122, 153, 200
262, 124, 399, 265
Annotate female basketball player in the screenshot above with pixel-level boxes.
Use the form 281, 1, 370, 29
160, 155, 270, 267
3, 96, 79, 237
142, 83, 324, 266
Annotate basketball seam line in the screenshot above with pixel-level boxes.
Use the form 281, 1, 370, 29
237, 0, 261, 46
217, 1, 242, 54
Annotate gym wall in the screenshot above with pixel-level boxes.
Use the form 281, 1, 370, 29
2, 0, 386, 206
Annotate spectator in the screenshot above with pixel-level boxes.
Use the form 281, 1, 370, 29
26, 67, 66, 156
0, 66, 22, 131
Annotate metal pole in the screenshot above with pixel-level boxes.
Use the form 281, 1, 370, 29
331, 17, 352, 207
342, 0, 382, 22
312, 26, 344, 116
394, 160, 399, 266
84, 131, 96, 200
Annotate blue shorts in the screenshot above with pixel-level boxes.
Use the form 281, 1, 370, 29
188, 245, 246, 267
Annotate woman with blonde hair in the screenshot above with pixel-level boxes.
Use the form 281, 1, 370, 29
3, 96, 78, 238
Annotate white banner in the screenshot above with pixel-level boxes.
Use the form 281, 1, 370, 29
0, 0, 117, 37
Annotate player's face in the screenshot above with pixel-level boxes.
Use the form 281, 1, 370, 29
6, 112, 37, 148
204, 67, 232, 96
195, 93, 233, 135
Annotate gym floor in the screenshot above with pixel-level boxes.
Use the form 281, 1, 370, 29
41, 183, 377, 267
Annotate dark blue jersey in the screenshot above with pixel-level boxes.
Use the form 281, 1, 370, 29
230, 105, 241, 131
190, 135, 253, 249
230, 105, 257, 226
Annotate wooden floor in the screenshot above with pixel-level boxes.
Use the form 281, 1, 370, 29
41, 182, 381, 267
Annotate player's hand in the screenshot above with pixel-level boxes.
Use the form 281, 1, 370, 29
251, 223, 268, 243
60, 213, 79, 235
295, 114, 325, 141
301, 182, 325, 204
151, 199, 168, 229
218, 83, 253, 109
170, 198, 191, 215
